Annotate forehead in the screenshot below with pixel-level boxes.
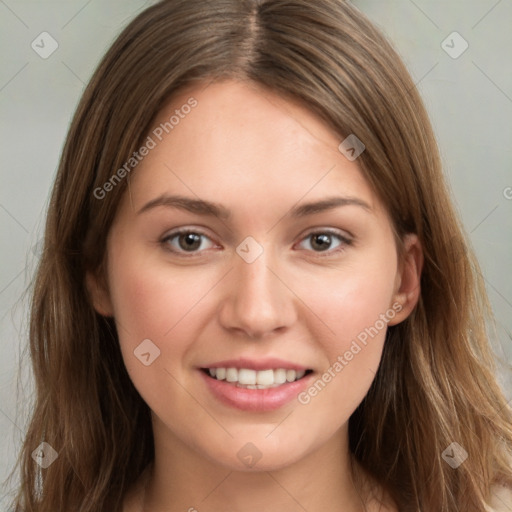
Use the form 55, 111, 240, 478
122, 79, 382, 218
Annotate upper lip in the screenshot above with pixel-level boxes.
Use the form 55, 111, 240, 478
200, 358, 311, 371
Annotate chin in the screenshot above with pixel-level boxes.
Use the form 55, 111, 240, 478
200, 437, 312, 473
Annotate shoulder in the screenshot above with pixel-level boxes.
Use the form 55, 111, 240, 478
485, 485, 512, 512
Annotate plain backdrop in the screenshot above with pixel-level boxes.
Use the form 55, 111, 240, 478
1, 0, 511, 507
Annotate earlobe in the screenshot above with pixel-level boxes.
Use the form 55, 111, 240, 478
387, 233, 423, 326
85, 270, 114, 317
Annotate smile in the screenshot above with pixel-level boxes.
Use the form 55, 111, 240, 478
202, 367, 312, 389
199, 365, 315, 412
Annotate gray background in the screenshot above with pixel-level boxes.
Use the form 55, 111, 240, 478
1, 0, 511, 506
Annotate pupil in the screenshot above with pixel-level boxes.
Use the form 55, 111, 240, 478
179, 233, 201, 251
312, 234, 331, 251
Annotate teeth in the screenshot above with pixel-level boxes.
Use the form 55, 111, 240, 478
286, 369, 296, 382
206, 367, 308, 388
238, 368, 256, 385
256, 369, 274, 386
274, 369, 287, 384
226, 368, 238, 382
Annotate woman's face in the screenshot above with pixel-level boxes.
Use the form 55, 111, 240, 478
89, 79, 421, 472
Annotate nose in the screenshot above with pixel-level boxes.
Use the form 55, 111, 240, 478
218, 246, 297, 339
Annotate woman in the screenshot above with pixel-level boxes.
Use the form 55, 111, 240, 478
9, 0, 512, 510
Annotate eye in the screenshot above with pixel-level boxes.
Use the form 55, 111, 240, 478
161, 229, 217, 254
296, 229, 352, 255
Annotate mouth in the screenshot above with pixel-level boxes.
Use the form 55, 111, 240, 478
200, 367, 314, 390
198, 357, 316, 411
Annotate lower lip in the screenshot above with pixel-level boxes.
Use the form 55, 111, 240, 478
199, 370, 314, 412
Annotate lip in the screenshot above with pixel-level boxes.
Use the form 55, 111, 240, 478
200, 357, 310, 371
199, 368, 314, 412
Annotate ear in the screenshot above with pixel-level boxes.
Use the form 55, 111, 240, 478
387, 233, 423, 326
85, 269, 114, 317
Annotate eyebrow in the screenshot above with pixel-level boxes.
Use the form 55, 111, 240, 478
137, 194, 231, 219
137, 194, 372, 218
291, 196, 372, 216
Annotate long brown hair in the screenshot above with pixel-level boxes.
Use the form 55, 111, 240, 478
8, 0, 512, 510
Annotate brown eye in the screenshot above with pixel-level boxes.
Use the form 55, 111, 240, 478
297, 230, 352, 255
162, 230, 215, 254
178, 232, 202, 251
310, 233, 333, 251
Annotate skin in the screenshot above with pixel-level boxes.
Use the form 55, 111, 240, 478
87, 79, 423, 512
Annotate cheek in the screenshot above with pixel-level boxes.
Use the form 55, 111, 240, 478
294, 252, 397, 414
106, 246, 217, 372
301, 252, 397, 348
107, 227, 215, 329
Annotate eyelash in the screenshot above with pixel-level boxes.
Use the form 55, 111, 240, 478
160, 228, 353, 258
